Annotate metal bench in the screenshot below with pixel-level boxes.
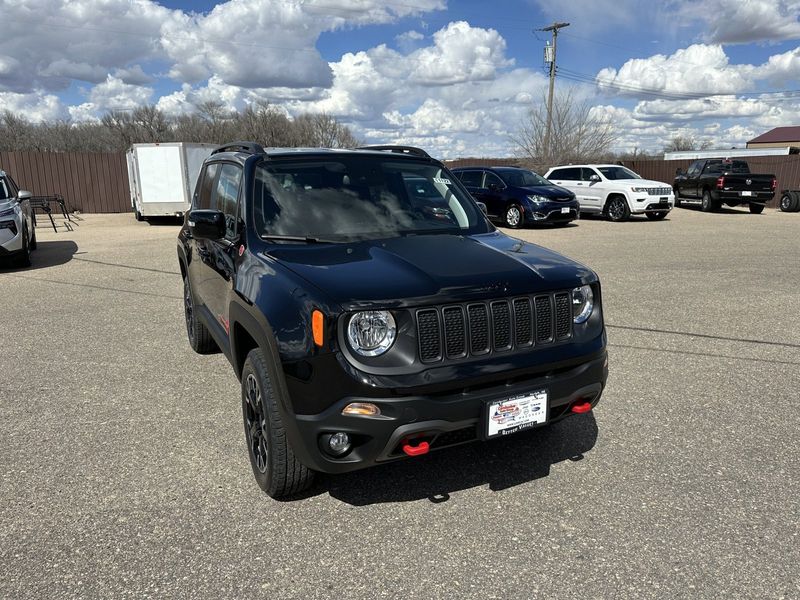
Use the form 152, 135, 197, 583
29, 194, 71, 233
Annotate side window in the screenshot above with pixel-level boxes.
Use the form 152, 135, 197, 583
582, 168, 599, 181
484, 172, 504, 188
458, 170, 484, 188
213, 163, 243, 239
548, 168, 566, 180
686, 161, 700, 177
197, 163, 220, 209
556, 167, 581, 181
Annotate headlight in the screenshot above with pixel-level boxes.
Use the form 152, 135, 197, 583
631, 187, 648, 193
0, 207, 16, 218
527, 195, 547, 205
347, 311, 396, 356
571, 285, 594, 324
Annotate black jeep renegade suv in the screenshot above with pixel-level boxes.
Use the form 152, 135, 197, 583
178, 142, 608, 498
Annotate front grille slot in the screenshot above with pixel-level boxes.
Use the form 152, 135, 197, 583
554, 292, 572, 340
534, 295, 553, 343
513, 298, 533, 347
417, 309, 442, 363
442, 306, 467, 359
415, 290, 573, 363
467, 304, 490, 355
491, 301, 512, 351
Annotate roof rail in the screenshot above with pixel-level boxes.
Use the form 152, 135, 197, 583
211, 141, 266, 156
357, 145, 431, 158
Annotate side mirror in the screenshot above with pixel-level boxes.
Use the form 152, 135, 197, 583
675, 168, 683, 176
17, 190, 31, 201
476, 201, 488, 215
188, 209, 226, 240
589, 174, 600, 183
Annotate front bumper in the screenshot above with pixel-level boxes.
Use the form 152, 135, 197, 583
288, 350, 608, 474
525, 200, 580, 223
631, 197, 674, 214
0, 219, 23, 253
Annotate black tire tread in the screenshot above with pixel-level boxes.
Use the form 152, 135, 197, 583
790, 191, 800, 212
184, 276, 217, 354
243, 348, 314, 498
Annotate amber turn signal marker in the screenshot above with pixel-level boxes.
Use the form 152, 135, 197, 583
312, 310, 324, 346
342, 402, 381, 417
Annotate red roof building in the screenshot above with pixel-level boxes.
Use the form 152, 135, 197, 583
747, 126, 800, 148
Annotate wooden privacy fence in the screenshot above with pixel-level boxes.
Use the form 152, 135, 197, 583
0, 151, 130, 213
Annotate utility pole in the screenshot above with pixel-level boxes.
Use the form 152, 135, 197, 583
538, 21, 569, 162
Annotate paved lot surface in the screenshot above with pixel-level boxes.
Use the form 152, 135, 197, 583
1, 207, 799, 599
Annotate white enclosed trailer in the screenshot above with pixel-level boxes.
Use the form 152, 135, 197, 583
126, 142, 215, 220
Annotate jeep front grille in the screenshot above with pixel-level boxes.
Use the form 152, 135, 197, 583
646, 187, 672, 196
416, 291, 573, 364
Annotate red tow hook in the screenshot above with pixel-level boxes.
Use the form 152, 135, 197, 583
571, 401, 593, 414
402, 440, 430, 456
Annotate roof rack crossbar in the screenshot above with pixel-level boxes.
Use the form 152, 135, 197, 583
356, 145, 431, 158
212, 141, 266, 156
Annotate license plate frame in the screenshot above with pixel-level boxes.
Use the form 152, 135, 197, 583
483, 390, 549, 439
561, 207, 570, 214
741, 190, 753, 197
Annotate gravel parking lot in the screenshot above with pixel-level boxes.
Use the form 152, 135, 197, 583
2, 207, 799, 599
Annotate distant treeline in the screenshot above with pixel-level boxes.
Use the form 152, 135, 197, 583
0, 101, 360, 153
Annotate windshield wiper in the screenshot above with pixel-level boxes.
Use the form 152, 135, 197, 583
260, 234, 338, 244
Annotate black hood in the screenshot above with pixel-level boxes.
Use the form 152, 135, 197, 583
265, 231, 595, 310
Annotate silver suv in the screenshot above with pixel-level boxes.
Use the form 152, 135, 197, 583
0, 171, 36, 267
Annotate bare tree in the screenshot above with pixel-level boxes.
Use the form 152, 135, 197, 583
513, 89, 617, 171
664, 135, 713, 153
0, 104, 360, 153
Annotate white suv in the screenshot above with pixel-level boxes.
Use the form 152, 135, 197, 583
544, 164, 674, 222
0, 171, 36, 267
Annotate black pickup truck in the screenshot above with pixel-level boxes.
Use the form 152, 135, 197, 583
673, 159, 776, 213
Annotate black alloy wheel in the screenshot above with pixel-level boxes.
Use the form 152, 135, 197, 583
244, 373, 269, 474
183, 275, 217, 353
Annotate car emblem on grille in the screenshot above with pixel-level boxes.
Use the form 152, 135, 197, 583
746, 179, 752, 185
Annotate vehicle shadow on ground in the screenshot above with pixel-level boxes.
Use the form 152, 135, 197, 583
0, 240, 78, 272
676, 205, 754, 215
141, 216, 184, 226
313, 413, 598, 506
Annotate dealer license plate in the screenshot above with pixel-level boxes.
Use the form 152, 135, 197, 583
561, 207, 570, 214
485, 390, 548, 438
741, 191, 752, 197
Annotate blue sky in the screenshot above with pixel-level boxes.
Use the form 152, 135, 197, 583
1, 0, 799, 157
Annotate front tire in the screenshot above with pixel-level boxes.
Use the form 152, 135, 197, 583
749, 203, 765, 214
673, 189, 682, 207
241, 348, 314, 499
13, 225, 31, 267
504, 204, 523, 229
605, 196, 630, 222
183, 275, 218, 354
29, 225, 37, 250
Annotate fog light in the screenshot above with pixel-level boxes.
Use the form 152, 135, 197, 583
342, 402, 381, 417
327, 432, 351, 456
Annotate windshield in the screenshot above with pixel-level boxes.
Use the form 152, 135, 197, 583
0, 179, 10, 200
497, 169, 550, 187
597, 166, 641, 180
254, 156, 488, 241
